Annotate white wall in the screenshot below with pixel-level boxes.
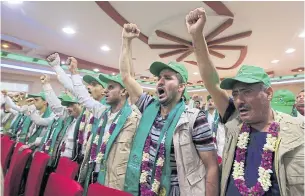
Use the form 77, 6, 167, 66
1, 72, 65, 94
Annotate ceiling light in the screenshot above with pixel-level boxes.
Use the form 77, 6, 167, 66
61, 61, 65, 65
62, 27, 75, 34
112, 73, 115, 75
271, 60, 279, 64
285, 48, 295, 53
2, 44, 9, 48
193, 72, 199, 75
299, 31, 305, 38
101, 45, 111, 51
93, 68, 99, 72
298, 69, 303, 72
7, 0, 23, 4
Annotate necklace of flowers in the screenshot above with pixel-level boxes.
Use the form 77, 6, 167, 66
140, 135, 166, 196
78, 110, 94, 146
89, 110, 121, 163
42, 122, 58, 153
232, 122, 279, 195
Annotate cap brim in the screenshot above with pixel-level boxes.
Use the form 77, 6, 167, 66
220, 77, 261, 90
150, 61, 173, 77
27, 94, 45, 101
98, 74, 125, 88
61, 100, 78, 107
271, 105, 293, 115
83, 75, 106, 88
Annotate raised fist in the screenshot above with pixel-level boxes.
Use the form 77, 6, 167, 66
66, 57, 78, 74
122, 23, 140, 40
186, 8, 207, 36
40, 74, 50, 84
46, 53, 60, 67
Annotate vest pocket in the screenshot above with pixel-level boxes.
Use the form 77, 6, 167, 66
284, 157, 304, 185
186, 164, 206, 195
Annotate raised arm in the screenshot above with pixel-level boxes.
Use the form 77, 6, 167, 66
46, 53, 74, 93
67, 57, 107, 118
1, 90, 28, 113
186, 8, 230, 117
40, 74, 68, 118
27, 104, 55, 126
120, 23, 143, 104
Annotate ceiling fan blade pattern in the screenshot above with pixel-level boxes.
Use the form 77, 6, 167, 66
176, 49, 193, 62
159, 49, 188, 58
155, 30, 192, 47
209, 45, 245, 50
205, 18, 233, 42
209, 50, 225, 59
207, 31, 252, 46
149, 44, 188, 49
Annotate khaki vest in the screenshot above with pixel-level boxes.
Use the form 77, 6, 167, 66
220, 110, 304, 196
78, 110, 141, 190
173, 108, 207, 196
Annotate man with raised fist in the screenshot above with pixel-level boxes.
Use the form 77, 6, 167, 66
120, 23, 218, 196
188, 7, 304, 196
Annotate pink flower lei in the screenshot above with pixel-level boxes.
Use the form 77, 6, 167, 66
233, 122, 279, 195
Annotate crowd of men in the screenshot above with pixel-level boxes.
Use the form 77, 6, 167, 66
1, 7, 304, 196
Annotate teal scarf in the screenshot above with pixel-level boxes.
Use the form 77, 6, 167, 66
97, 101, 132, 184
83, 101, 131, 194
26, 106, 53, 144
124, 100, 185, 196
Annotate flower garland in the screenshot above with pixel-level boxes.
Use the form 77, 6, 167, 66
140, 135, 166, 196
78, 110, 94, 146
89, 111, 120, 163
233, 122, 279, 195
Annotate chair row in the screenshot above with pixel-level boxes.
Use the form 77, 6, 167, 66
1, 135, 132, 196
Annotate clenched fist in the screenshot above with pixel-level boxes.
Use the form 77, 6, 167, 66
46, 53, 61, 67
122, 23, 140, 40
1, 90, 8, 96
40, 74, 50, 84
186, 8, 207, 37
66, 57, 78, 74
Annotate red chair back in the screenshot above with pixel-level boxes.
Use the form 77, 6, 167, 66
43, 172, 83, 196
4, 144, 32, 196
87, 183, 133, 196
55, 157, 79, 179
24, 152, 50, 196
1, 137, 15, 174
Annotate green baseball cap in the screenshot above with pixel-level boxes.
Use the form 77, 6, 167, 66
99, 74, 125, 88
83, 75, 107, 88
150, 61, 188, 83
61, 94, 79, 107
207, 95, 212, 101
220, 65, 271, 90
27, 92, 46, 101
58, 92, 68, 100
271, 90, 296, 115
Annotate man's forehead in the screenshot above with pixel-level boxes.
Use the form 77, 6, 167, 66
232, 82, 259, 90
159, 69, 176, 76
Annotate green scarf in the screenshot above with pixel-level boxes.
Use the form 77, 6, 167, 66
124, 100, 185, 196
83, 100, 131, 194
26, 106, 52, 144
97, 101, 132, 184
15, 116, 32, 143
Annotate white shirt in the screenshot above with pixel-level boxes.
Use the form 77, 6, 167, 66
207, 109, 225, 157
61, 118, 77, 159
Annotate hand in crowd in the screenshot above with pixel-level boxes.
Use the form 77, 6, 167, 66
40, 74, 50, 84
46, 53, 61, 67
185, 7, 207, 37
122, 23, 140, 40
66, 57, 78, 75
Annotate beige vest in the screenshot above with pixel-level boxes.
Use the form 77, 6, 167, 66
173, 108, 207, 196
220, 110, 304, 196
78, 110, 141, 190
